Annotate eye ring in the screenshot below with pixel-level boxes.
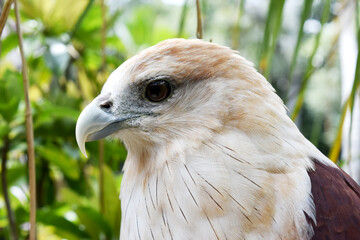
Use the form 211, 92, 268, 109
144, 80, 172, 102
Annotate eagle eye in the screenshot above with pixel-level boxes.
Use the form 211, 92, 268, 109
144, 80, 172, 102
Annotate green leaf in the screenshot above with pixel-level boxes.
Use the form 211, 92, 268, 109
6, 165, 27, 187
152, 26, 176, 45
126, 6, 157, 46
231, 0, 245, 50
0, 70, 23, 123
0, 34, 19, 58
258, 0, 286, 79
288, 0, 314, 83
59, 187, 94, 207
37, 145, 80, 180
81, 49, 103, 70
72, 3, 102, 49
19, 0, 89, 35
330, 13, 360, 162
291, 0, 331, 119
289, 0, 313, 79
177, 0, 189, 38
0, 122, 10, 139
102, 165, 121, 237
70, 0, 96, 38
34, 100, 79, 127
37, 209, 89, 239
75, 206, 113, 239
329, 98, 348, 162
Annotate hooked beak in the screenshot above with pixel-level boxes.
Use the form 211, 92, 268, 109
75, 101, 132, 158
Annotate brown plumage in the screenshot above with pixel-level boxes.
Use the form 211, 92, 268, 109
75, 39, 360, 239
308, 159, 360, 239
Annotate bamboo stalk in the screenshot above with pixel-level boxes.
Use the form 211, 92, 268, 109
196, 0, 202, 39
0, 0, 13, 37
99, 0, 106, 214
14, 1, 36, 239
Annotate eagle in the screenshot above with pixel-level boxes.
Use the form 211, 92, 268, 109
75, 39, 360, 239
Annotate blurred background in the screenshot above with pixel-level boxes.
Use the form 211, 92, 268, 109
0, 0, 359, 239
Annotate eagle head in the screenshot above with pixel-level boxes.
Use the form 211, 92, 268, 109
76, 39, 290, 161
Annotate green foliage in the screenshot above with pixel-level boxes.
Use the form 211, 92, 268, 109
75, 206, 113, 239
0, 33, 19, 58
290, 0, 331, 119
258, 0, 285, 79
288, 0, 314, 83
36, 145, 80, 180
37, 207, 90, 239
19, 0, 89, 36
1, 1, 126, 238
0, 70, 22, 123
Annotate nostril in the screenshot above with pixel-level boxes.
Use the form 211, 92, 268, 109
100, 101, 113, 110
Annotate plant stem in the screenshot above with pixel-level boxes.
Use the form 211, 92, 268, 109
99, 140, 105, 214
231, 0, 244, 50
287, 0, 314, 95
14, 1, 37, 239
286, 0, 331, 104
0, 0, 13, 36
100, 0, 106, 71
99, 0, 106, 214
1, 135, 18, 240
291, 31, 340, 120
196, 0, 202, 39
258, 0, 285, 79
177, 0, 188, 38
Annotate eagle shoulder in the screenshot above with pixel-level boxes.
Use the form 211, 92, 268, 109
308, 158, 360, 240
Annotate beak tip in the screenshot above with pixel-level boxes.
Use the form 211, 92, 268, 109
76, 135, 88, 158
76, 129, 88, 158
76, 123, 88, 158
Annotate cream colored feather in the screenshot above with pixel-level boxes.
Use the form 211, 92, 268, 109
76, 39, 337, 240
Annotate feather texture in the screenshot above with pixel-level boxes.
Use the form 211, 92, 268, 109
308, 159, 360, 239
75, 39, 360, 240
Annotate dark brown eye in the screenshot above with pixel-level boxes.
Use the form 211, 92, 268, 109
145, 80, 171, 102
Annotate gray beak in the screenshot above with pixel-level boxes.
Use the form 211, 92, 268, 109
75, 102, 128, 157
